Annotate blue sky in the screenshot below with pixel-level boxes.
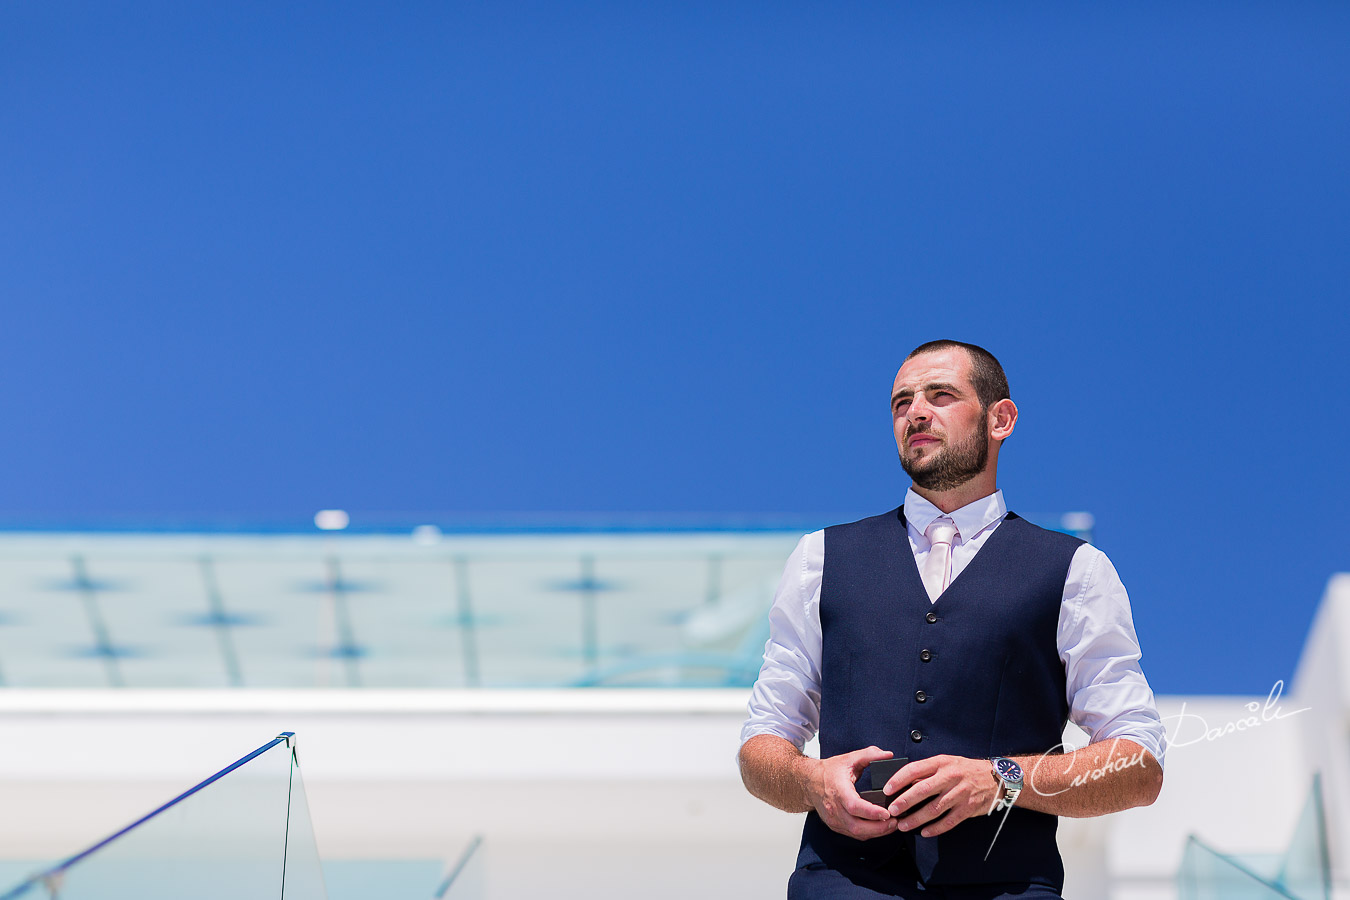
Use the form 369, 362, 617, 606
1, 2, 1347, 694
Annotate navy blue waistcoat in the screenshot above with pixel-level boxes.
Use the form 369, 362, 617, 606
797, 506, 1083, 888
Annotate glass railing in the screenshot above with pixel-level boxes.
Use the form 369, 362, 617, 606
1178, 838, 1300, 900
1177, 774, 1331, 900
0, 732, 326, 900
1275, 772, 1333, 900
433, 835, 485, 899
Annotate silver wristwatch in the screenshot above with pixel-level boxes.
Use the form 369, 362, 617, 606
989, 757, 1024, 814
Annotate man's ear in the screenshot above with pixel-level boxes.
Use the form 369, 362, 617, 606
989, 398, 1018, 441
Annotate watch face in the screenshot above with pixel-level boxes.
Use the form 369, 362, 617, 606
995, 758, 1023, 783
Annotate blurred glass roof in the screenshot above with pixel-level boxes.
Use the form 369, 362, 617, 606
0, 516, 1092, 689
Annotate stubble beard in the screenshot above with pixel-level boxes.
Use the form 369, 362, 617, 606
900, 417, 990, 492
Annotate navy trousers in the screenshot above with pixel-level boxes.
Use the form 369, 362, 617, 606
787, 862, 1063, 900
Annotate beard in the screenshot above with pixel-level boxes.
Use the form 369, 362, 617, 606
900, 417, 990, 492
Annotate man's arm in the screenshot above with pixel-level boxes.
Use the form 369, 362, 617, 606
738, 531, 897, 841
1017, 737, 1162, 817
879, 738, 1162, 837
738, 734, 898, 840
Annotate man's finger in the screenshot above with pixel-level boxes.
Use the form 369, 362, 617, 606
896, 794, 948, 831
848, 746, 894, 775
843, 791, 894, 821
918, 811, 965, 838
846, 816, 899, 841
882, 756, 940, 794
913, 807, 966, 837
887, 778, 939, 818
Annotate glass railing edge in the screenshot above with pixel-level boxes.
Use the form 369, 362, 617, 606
1182, 834, 1304, 900
432, 835, 484, 899
0, 731, 295, 900
280, 732, 329, 900
1274, 771, 1333, 900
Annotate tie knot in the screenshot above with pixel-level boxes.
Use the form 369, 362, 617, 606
926, 519, 957, 548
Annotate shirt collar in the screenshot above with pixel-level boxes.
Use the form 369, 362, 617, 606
903, 487, 1007, 543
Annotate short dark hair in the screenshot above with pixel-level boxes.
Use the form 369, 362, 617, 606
905, 340, 1010, 411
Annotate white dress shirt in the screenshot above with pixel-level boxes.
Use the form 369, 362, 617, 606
740, 488, 1168, 767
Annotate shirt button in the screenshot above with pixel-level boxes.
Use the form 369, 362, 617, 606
925, 612, 938, 624
911, 730, 923, 742
919, 649, 933, 662
915, 690, 927, 703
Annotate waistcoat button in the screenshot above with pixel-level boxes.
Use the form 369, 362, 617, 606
910, 729, 923, 742
925, 612, 938, 624
915, 690, 927, 702
919, 649, 932, 662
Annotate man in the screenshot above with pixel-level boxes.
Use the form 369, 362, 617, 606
738, 340, 1165, 899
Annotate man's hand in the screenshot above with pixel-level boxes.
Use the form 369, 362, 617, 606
806, 746, 901, 840
882, 755, 1000, 837
738, 736, 898, 840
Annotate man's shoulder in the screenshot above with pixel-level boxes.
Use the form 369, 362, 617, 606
1001, 512, 1088, 553
820, 509, 907, 559
823, 507, 904, 535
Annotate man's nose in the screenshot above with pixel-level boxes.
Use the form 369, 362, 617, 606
907, 395, 932, 423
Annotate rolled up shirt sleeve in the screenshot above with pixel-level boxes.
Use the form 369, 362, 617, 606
740, 530, 825, 750
1059, 543, 1168, 768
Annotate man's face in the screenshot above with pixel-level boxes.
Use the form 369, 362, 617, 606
891, 348, 991, 492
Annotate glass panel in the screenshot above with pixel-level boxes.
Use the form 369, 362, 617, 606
281, 743, 328, 900
88, 557, 232, 688
470, 556, 591, 687
214, 557, 344, 688
0, 734, 326, 900
435, 836, 485, 899
321, 860, 446, 900
1275, 774, 1332, 900
0, 557, 111, 687
1177, 837, 1297, 900
0, 866, 42, 896
4, 524, 1107, 688
0, 532, 823, 688
342, 558, 469, 688
1176, 775, 1333, 900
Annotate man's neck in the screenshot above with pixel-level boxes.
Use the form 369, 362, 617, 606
910, 474, 999, 514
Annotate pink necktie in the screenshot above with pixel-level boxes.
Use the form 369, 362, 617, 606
922, 519, 958, 602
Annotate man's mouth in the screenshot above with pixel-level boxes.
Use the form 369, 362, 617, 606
908, 434, 939, 447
